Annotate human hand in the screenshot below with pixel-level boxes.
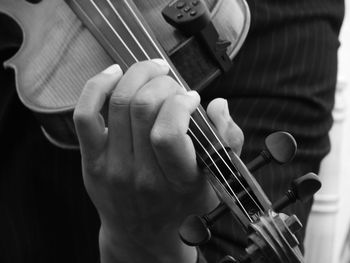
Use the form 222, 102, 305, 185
73, 59, 243, 263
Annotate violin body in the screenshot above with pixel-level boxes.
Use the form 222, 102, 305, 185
0, 0, 112, 147
0, 0, 250, 148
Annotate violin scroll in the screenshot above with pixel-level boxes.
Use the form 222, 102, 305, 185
243, 211, 303, 263
179, 132, 321, 263
219, 212, 304, 263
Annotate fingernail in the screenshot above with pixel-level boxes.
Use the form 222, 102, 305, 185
151, 58, 169, 69
186, 90, 200, 101
223, 99, 231, 119
102, 64, 122, 75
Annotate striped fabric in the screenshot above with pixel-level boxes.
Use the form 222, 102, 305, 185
199, 0, 344, 261
0, 0, 344, 262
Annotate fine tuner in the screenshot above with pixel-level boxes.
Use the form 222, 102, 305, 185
179, 131, 321, 262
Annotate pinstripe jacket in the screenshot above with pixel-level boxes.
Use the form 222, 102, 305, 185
199, 0, 344, 261
0, 0, 344, 262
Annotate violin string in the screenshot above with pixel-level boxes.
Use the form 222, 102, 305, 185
88, 0, 263, 215
189, 113, 263, 212
92, 0, 260, 215
100, 0, 263, 215
90, 0, 140, 62
106, 0, 152, 60
102, 0, 232, 158
188, 128, 253, 222
117, 0, 252, 182
112, 0, 262, 213
71, 0, 130, 69
196, 107, 232, 162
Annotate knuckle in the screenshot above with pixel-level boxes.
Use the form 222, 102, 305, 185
127, 61, 150, 75
73, 107, 92, 126
104, 160, 129, 184
150, 124, 179, 149
74, 79, 101, 120
132, 88, 156, 107
85, 158, 105, 178
130, 95, 155, 121
169, 94, 190, 110
85, 78, 100, 91
155, 75, 179, 87
109, 92, 130, 108
126, 60, 169, 79
134, 172, 157, 192
133, 75, 180, 105
173, 94, 185, 105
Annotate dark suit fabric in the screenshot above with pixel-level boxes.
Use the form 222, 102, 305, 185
199, 0, 344, 262
0, 0, 345, 263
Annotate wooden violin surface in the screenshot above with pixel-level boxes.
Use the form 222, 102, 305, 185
0, 0, 250, 148
0, 0, 112, 147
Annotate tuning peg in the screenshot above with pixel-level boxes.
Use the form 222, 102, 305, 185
272, 172, 321, 212
179, 203, 228, 246
246, 132, 297, 172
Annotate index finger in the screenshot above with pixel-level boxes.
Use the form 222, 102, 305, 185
74, 64, 123, 159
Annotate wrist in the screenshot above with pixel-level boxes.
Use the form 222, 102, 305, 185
99, 225, 197, 263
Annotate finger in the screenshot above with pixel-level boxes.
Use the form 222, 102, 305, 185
130, 76, 184, 179
150, 91, 201, 188
206, 98, 244, 155
107, 59, 170, 159
74, 64, 123, 159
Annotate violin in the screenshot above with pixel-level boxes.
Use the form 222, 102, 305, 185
0, 0, 321, 262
